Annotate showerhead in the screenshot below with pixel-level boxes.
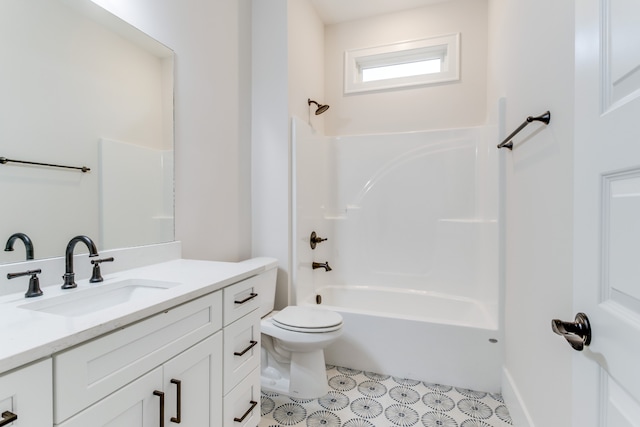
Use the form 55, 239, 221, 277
308, 99, 330, 115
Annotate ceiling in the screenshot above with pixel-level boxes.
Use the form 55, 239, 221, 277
309, 0, 451, 25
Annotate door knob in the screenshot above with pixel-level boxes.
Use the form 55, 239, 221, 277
551, 312, 591, 351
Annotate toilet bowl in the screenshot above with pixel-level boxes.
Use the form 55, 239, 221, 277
261, 307, 343, 398
254, 260, 343, 399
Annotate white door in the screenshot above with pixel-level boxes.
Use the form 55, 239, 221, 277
572, 0, 640, 425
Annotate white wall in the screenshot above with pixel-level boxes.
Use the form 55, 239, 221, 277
488, 0, 574, 425
88, 0, 253, 263
252, 0, 325, 308
252, 0, 290, 309
324, 0, 488, 136
288, 0, 326, 135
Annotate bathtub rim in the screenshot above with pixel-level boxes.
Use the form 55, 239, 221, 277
301, 284, 499, 331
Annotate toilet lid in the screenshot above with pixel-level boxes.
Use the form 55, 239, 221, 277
272, 306, 343, 333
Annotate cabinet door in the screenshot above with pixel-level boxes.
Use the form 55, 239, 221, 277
57, 367, 163, 427
163, 332, 223, 427
0, 358, 52, 427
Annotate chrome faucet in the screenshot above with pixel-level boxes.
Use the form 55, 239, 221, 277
312, 261, 332, 272
4, 232, 34, 260
62, 235, 99, 289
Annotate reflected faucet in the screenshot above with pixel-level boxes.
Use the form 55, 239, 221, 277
4, 233, 34, 260
62, 235, 99, 289
312, 261, 332, 272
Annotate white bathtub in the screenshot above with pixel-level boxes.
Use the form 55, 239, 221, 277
304, 285, 502, 393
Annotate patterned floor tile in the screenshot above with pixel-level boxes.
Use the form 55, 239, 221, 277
259, 365, 513, 427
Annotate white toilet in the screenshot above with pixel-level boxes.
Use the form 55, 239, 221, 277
258, 261, 343, 399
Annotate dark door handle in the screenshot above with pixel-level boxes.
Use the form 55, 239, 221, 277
551, 312, 591, 351
0, 411, 18, 427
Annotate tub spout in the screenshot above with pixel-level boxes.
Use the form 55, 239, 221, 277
312, 261, 332, 272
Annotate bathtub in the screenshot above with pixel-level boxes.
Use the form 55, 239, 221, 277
304, 285, 502, 393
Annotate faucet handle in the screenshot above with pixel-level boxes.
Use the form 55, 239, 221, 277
90, 257, 114, 283
310, 231, 328, 250
7, 269, 43, 298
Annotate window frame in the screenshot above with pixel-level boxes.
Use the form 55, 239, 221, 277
343, 33, 460, 94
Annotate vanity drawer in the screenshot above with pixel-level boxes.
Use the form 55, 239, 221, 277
223, 367, 261, 427
223, 311, 261, 394
223, 275, 260, 325
53, 290, 222, 424
0, 358, 52, 426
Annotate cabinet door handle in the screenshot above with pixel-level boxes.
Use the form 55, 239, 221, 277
0, 411, 18, 427
234, 340, 258, 356
233, 400, 258, 423
234, 292, 258, 304
170, 379, 181, 423
234, 400, 258, 423
154, 390, 165, 427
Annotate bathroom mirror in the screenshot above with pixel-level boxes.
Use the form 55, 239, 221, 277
0, 0, 174, 264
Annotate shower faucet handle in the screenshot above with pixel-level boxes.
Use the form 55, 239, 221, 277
310, 231, 328, 250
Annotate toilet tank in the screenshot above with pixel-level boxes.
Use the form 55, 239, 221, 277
239, 257, 278, 318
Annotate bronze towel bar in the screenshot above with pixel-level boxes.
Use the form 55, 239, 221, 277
0, 156, 90, 172
497, 111, 551, 150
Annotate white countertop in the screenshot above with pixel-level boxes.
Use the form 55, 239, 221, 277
0, 257, 276, 374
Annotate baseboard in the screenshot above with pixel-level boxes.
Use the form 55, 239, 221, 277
502, 367, 535, 427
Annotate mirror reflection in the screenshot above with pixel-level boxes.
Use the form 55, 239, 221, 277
0, 0, 174, 264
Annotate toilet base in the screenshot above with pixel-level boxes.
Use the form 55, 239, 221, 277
261, 344, 329, 398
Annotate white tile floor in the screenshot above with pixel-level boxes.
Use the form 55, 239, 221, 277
259, 365, 512, 427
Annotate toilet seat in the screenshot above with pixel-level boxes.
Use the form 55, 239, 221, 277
272, 306, 342, 333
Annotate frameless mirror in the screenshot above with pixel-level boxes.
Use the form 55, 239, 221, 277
0, 0, 174, 264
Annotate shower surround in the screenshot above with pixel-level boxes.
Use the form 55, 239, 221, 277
292, 118, 502, 392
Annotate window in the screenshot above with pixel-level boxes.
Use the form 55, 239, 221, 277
344, 34, 460, 94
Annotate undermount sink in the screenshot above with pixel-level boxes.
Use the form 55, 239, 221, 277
19, 279, 181, 317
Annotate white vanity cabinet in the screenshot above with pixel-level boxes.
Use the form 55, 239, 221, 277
53, 291, 224, 427
57, 334, 222, 427
0, 358, 52, 426
222, 275, 262, 427
0, 258, 273, 427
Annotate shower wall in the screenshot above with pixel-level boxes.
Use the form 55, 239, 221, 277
323, 0, 488, 135
292, 117, 499, 312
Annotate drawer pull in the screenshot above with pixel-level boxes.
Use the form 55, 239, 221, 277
0, 411, 17, 427
154, 390, 165, 427
170, 379, 182, 423
234, 293, 258, 305
234, 400, 258, 423
234, 340, 258, 356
